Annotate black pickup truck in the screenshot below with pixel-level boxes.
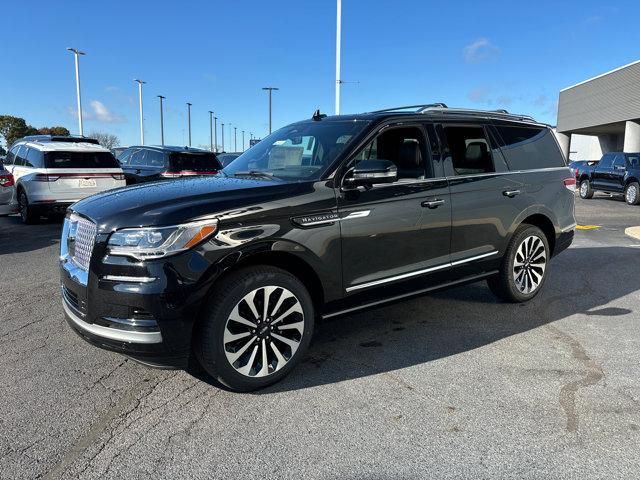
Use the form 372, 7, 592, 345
577, 152, 640, 205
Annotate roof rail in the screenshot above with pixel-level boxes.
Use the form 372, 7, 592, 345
21, 134, 99, 144
368, 104, 538, 123
369, 103, 449, 114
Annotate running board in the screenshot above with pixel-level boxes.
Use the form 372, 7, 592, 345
321, 271, 498, 320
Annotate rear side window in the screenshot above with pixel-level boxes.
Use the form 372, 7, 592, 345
442, 125, 495, 175
145, 150, 166, 168
117, 149, 133, 165
14, 146, 27, 166
25, 148, 44, 168
627, 154, 640, 168
44, 151, 120, 169
169, 152, 221, 172
495, 126, 566, 170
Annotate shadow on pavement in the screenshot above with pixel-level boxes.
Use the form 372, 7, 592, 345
0, 215, 63, 255
191, 245, 639, 393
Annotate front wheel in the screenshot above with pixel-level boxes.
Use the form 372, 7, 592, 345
195, 266, 314, 392
487, 224, 550, 303
579, 179, 594, 199
624, 182, 640, 205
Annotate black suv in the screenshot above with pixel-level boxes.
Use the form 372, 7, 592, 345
117, 145, 222, 184
59, 105, 575, 391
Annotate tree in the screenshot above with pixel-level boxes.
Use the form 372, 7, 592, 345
0, 115, 38, 148
88, 131, 120, 150
38, 126, 70, 136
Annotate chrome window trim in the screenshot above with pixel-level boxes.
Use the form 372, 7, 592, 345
445, 166, 569, 180
346, 251, 498, 292
62, 296, 163, 344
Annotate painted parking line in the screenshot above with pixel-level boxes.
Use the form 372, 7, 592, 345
624, 226, 640, 240
576, 224, 602, 230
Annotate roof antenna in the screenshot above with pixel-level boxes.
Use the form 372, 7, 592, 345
312, 109, 326, 121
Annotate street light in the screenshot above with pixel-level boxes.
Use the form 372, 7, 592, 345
214, 116, 218, 152
208, 111, 214, 152
234, 126, 237, 152
158, 95, 165, 146
262, 87, 279, 134
242, 130, 245, 151
221, 123, 225, 153
66, 48, 85, 136
228, 123, 232, 152
335, 0, 342, 115
134, 79, 146, 145
186, 102, 192, 147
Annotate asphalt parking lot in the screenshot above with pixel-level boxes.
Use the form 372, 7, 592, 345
1, 194, 639, 480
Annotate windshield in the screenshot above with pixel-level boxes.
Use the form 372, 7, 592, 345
169, 152, 221, 172
223, 120, 368, 181
44, 151, 120, 169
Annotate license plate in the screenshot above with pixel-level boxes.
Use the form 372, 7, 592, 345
79, 178, 97, 188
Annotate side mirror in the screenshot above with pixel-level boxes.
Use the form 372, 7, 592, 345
345, 159, 397, 187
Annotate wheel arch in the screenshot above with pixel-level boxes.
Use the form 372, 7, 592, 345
519, 213, 556, 256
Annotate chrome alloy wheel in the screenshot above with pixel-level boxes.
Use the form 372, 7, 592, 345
580, 181, 588, 197
512, 235, 547, 294
223, 286, 304, 378
626, 184, 638, 204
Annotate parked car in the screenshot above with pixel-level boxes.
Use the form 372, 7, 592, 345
111, 146, 127, 158
3, 135, 126, 223
60, 105, 575, 391
569, 159, 598, 181
576, 152, 640, 204
117, 145, 222, 184
0, 163, 17, 216
216, 152, 242, 167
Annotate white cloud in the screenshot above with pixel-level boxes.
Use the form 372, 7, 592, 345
463, 38, 500, 63
67, 100, 126, 124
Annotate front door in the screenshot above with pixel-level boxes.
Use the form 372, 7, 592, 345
592, 153, 614, 190
611, 153, 627, 192
338, 123, 451, 293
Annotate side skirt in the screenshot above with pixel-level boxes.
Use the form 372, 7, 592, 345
321, 270, 498, 320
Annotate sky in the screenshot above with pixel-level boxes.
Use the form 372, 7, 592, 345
2, 0, 639, 149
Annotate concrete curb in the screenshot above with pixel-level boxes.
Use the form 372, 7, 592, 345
624, 226, 640, 240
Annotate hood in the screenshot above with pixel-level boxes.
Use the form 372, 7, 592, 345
71, 175, 303, 232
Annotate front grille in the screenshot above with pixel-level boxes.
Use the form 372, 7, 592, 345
72, 217, 97, 271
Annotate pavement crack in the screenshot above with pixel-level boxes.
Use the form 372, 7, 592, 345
545, 324, 605, 433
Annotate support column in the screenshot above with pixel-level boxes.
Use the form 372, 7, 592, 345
623, 120, 640, 152
555, 132, 571, 161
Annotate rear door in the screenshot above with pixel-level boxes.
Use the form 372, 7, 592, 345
439, 122, 523, 271
126, 149, 147, 183
168, 151, 221, 175
141, 149, 167, 181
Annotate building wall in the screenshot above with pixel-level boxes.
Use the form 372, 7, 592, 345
557, 61, 640, 133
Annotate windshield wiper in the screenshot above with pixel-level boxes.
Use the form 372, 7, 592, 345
233, 170, 274, 179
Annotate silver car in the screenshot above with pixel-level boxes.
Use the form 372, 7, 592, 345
0, 163, 17, 216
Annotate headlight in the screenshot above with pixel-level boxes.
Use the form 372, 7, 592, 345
107, 219, 218, 260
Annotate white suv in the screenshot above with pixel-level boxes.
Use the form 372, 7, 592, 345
3, 136, 126, 223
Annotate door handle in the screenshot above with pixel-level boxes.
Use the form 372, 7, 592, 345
503, 190, 521, 197
421, 199, 445, 209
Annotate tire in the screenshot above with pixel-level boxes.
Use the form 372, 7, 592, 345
579, 179, 594, 199
195, 266, 314, 392
18, 190, 39, 225
624, 182, 640, 205
487, 224, 550, 303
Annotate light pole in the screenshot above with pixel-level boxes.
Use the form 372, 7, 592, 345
214, 116, 218, 152
186, 102, 192, 146
234, 127, 237, 152
208, 111, 214, 151
66, 48, 85, 136
228, 123, 232, 151
242, 130, 245, 151
158, 95, 165, 146
134, 79, 146, 145
335, 0, 342, 115
262, 87, 279, 134
221, 123, 225, 152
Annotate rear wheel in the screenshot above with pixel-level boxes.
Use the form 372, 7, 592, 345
488, 224, 549, 303
579, 179, 594, 199
195, 266, 314, 392
624, 182, 640, 205
18, 190, 39, 224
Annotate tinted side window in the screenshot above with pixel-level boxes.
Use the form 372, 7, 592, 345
4, 146, 19, 165
495, 126, 566, 170
118, 149, 133, 165
442, 125, 494, 175
353, 126, 430, 179
129, 150, 146, 166
613, 154, 626, 168
25, 148, 44, 168
627, 154, 640, 168
598, 154, 614, 169
145, 150, 166, 168
14, 146, 27, 166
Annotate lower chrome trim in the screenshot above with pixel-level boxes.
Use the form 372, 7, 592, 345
325, 270, 498, 319
345, 251, 499, 292
62, 298, 163, 344
102, 275, 157, 283
561, 223, 577, 233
